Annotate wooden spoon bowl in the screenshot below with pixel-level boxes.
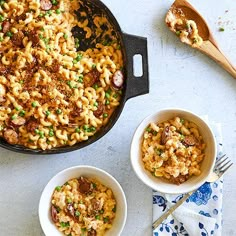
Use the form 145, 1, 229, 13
166, 0, 236, 78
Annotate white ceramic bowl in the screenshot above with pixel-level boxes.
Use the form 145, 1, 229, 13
39, 166, 127, 236
130, 108, 217, 194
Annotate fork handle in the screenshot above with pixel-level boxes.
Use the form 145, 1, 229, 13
152, 191, 193, 230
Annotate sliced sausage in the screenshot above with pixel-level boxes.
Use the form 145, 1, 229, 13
12, 31, 24, 47
4, 129, 18, 145
78, 176, 93, 194
49, 60, 60, 73
175, 23, 185, 31
40, 0, 52, 10
51, 205, 58, 223
28, 30, 39, 46
83, 69, 100, 87
93, 102, 104, 118
112, 70, 124, 89
90, 198, 101, 215
88, 229, 97, 236
182, 135, 197, 146
0, 64, 8, 75
161, 126, 171, 145
11, 117, 26, 126
67, 203, 75, 217
26, 119, 39, 133
169, 174, 189, 185
2, 21, 11, 34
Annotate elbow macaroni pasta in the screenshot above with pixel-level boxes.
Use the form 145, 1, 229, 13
166, 8, 203, 47
51, 177, 116, 236
142, 116, 206, 185
0, 0, 124, 150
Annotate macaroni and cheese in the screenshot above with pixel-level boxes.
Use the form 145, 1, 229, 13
142, 116, 206, 185
0, 0, 124, 150
166, 8, 203, 47
51, 176, 116, 236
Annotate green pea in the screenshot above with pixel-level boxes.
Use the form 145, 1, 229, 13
95, 215, 100, 220
60, 222, 70, 228
94, 102, 98, 107
39, 131, 44, 139
83, 125, 89, 131
6, 31, 13, 37
93, 84, 98, 90
75, 211, 80, 217
76, 54, 83, 61
55, 9, 61, 14
105, 100, 110, 105
31, 101, 38, 107
112, 206, 116, 212
0, 15, 4, 22
75, 128, 80, 133
0, 1, 5, 7
89, 127, 96, 132
19, 110, 26, 117
146, 127, 151, 132
105, 92, 110, 99
56, 109, 62, 114
63, 33, 68, 39
67, 198, 72, 203
103, 217, 109, 223
35, 129, 40, 134
49, 129, 54, 137
55, 186, 61, 191
45, 110, 50, 116
0, 37, 3, 42
51, 0, 58, 5
176, 31, 181, 36
11, 114, 17, 120
103, 113, 108, 118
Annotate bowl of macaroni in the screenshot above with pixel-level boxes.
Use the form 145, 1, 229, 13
39, 165, 127, 236
0, 0, 149, 154
130, 108, 217, 194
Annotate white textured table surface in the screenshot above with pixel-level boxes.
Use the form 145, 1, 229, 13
0, 0, 236, 235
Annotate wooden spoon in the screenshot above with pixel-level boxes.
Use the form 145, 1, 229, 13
166, 0, 236, 78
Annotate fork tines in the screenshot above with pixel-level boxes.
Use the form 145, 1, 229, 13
215, 154, 233, 173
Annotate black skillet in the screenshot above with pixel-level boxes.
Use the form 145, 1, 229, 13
0, 0, 149, 154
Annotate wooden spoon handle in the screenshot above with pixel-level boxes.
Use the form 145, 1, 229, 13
199, 40, 236, 78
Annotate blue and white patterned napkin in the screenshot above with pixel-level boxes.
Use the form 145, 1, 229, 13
153, 122, 223, 236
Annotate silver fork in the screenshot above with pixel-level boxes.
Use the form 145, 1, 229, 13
152, 154, 233, 230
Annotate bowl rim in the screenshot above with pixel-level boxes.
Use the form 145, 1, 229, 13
130, 108, 217, 194
38, 165, 127, 236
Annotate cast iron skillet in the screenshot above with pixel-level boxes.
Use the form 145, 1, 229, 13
0, 0, 149, 154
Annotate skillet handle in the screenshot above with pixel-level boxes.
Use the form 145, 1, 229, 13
122, 33, 149, 100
